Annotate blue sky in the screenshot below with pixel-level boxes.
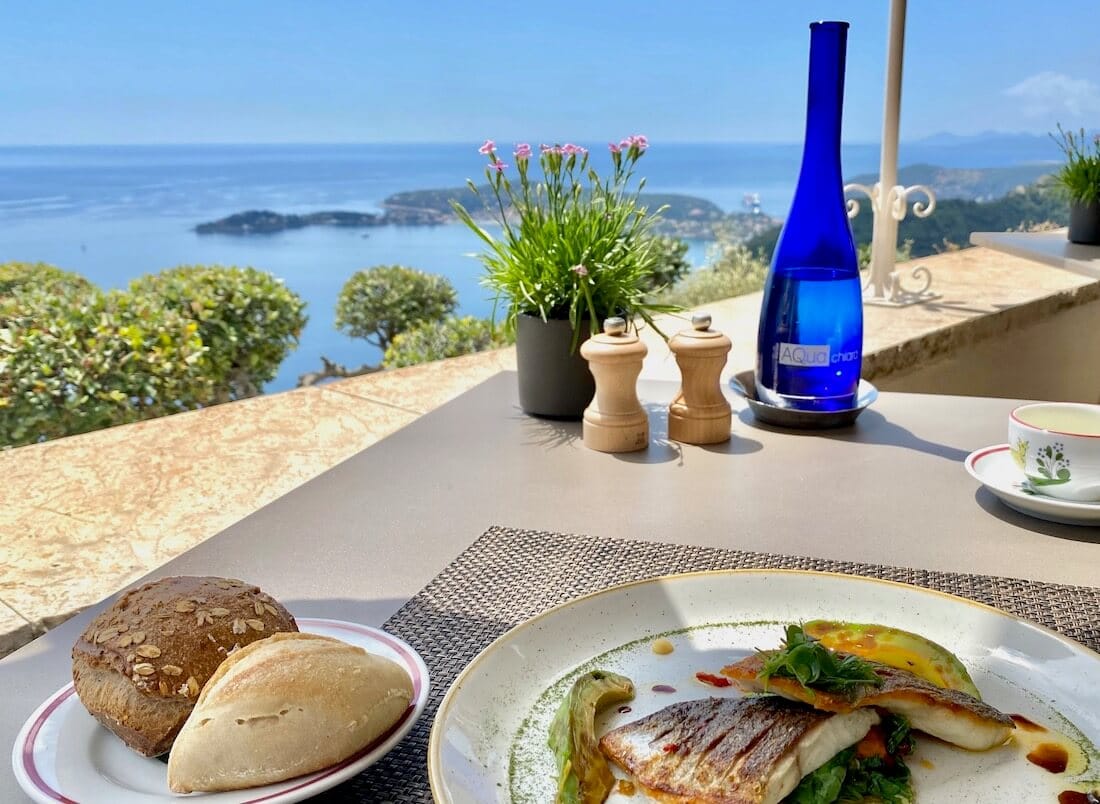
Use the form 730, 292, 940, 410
3, 0, 1098, 145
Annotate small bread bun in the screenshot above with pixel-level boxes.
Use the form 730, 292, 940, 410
71, 576, 297, 756
167, 631, 414, 793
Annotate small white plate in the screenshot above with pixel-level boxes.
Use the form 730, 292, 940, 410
966, 444, 1100, 526
13, 618, 429, 804
428, 570, 1100, 803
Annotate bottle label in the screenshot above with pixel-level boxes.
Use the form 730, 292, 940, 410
776, 343, 861, 367
777, 342, 830, 367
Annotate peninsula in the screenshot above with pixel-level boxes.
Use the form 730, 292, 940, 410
194, 188, 781, 240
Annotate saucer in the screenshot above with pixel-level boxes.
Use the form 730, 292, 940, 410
730, 370, 877, 429
965, 444, 1100, 526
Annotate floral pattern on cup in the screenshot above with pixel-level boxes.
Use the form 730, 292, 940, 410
1029, 443, 1072, 486
1010, 437, 1029, 469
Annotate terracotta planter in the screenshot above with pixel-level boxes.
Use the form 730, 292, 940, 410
1068, 200, 1100, 245
514, 314, 594, 418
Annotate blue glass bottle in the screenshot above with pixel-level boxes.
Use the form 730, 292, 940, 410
756, 21, 862, 411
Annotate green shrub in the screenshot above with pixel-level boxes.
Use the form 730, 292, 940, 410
335, 265, 457, 350
0, 284, 212, 446
645, 235, 693, 292
382, 316, 514, 368
658, 242, 770, 308
857, 239, 913, 270
0, 261, 94, 297
129, 265, 307, 400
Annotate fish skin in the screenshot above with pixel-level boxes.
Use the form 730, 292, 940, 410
721, 653, 1015, 751
598, 696, 878, 804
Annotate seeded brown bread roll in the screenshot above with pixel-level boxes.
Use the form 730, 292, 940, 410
71, 576, 298, 756
168, 632, 414, 793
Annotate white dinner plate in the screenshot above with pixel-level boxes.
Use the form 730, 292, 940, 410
429, 570, 1100, 803
13, 618, 429, 803
966, 444, 1100, 526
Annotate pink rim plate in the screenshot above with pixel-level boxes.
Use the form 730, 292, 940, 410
12, 618, 429, 804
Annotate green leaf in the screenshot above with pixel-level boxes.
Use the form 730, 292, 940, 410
785, 749, 851, 803
758, 624, 883, 696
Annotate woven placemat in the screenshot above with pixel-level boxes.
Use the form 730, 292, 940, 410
326, 525, 1099, 802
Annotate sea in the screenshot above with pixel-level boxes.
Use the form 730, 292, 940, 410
0, 140, 1060, 391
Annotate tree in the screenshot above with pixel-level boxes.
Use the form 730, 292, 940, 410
383, 316, 514, 368
129, 265, 307, 400
335, 265, 457, 350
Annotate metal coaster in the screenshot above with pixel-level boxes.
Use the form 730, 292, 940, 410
730, 370, 878, 429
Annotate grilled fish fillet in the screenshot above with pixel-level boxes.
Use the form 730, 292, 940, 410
721, 654, 1014, 751
598, 696, 879, 804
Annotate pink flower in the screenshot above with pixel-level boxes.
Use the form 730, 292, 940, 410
540, 143, 553, 153
514, 143, 532, 160
570, 264, 588, 277
478, 139, 496, 155
623, 134, 649, 152
489, 158, 508, 172
561, 143, 587, 155
608, 142, 622, 154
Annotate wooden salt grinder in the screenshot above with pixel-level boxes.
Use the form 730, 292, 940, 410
668, 313, 732, 445
580, 317, 649, 453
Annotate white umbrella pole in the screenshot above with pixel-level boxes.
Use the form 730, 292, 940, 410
869, 0, 906, 298
845, 0, 938, 306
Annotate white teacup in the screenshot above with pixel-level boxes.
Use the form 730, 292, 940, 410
1008, 402, 1100, 502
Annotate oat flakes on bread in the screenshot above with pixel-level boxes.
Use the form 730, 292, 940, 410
168, 632, 414, 793
71, 575, 297, 757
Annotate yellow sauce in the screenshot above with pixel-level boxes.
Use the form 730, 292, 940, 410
651, 638, 674, 655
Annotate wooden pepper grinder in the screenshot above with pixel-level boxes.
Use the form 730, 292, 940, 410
580, 316, 649, 453
668, 312, 732, 445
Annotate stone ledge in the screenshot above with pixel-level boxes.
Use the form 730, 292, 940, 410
0, 348, 515, 656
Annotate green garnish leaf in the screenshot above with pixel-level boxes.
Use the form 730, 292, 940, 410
838, 753, 913, 803
884, 714, 913, 757
784, 716, 914, 803
784, 748, 852, 803
758, 624, 884, 696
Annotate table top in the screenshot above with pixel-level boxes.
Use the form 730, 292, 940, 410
3, 371, 1099, 800
970, 229, 1100, 279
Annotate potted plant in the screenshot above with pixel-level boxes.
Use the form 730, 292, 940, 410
1053, 125, 1100, 245
453, 136, 676, 418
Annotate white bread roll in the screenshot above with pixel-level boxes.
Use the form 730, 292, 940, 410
167, 631, 413, 793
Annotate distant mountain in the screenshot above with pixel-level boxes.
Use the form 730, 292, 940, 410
846, 163, 1056, 202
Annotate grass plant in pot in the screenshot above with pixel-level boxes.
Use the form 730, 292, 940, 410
1053, 125, 1100, 245
453, 136, 677, 418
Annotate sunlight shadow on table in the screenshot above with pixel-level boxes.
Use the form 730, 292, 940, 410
972, 488, 1100, 545
735, 407, 970, 462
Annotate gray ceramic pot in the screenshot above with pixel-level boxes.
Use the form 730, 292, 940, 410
1069, 200, 1100, 245
515, 314, 594, 418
